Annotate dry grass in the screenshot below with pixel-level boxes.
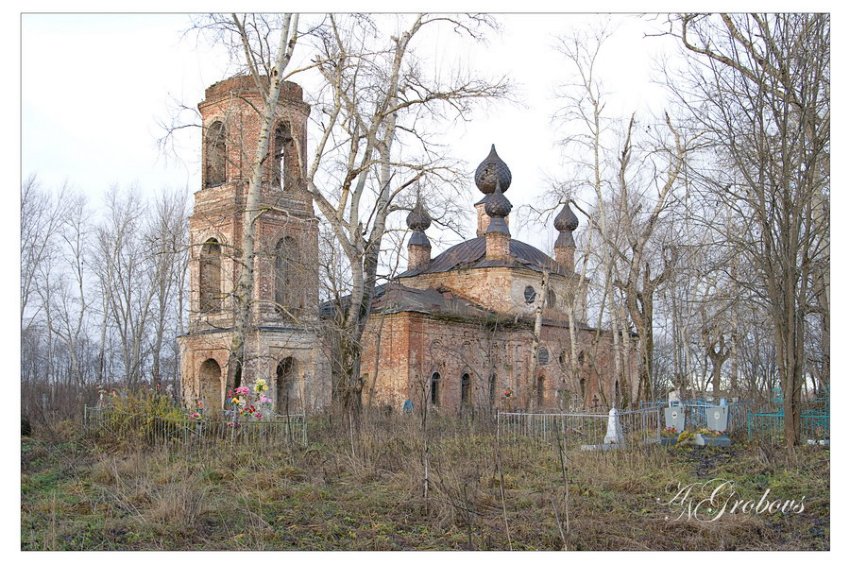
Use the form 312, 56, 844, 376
21, 415, 829, 550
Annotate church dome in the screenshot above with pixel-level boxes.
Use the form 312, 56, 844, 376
406, 198, 432, 231
398, 237, 564, 277
474, 145, 512, 194
484, 184, 512, 218
554, 201, 579, 232
554, 201, 579, 248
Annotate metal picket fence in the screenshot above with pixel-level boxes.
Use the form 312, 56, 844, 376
746, 387, 829, 444
496, 407, 661, 448
83, 405, 307, 449
747, 410, 830, 444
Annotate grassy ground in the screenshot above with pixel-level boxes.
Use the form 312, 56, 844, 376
21, 418, 829, 550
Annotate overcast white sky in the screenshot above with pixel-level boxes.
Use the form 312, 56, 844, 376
10, 3, 846, 259
19, 12, 678, 251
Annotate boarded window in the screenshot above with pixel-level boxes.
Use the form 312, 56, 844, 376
205, 121, 226, 187
275, 236, 302, 315
276, 357, 296, 414
199, 359, 222, 411
199, 238, 221, 312
537, 346, 549, 366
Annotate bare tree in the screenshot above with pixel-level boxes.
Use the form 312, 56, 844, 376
147, 188, 190, 394
548, 24, 686, 405
297, 14, 510, 416
93, 188, 157, 388
20, 176, 68, 332
669, 13, 830, 446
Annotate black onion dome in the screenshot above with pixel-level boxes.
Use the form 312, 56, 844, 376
554, 201, 578, 249
406, 198, 432, 231
484, 182, 512, 218
554, 201, 579, 232
474, 144, 512, 194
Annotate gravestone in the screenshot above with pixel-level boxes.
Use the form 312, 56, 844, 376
705, 406, 729, 433
664, 406, 685, 433
604, 407, 624, 444
581, 407, 625, 451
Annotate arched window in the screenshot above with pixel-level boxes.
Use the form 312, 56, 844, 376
199, 359, 222, 411
275, 236, 302, 315
272, 122, 293, 190
579, 378, 586, 401
205, 121, 226, 187
536, 375, 545, 407
488, 373, 496, 406
430, 372, 441, 406
276, 357, 296, 415
537, 346, 550, 366
461, 373, 471, 406
199, 238, 221, 313
546, 288, 557, 308
615, 380, 620, 405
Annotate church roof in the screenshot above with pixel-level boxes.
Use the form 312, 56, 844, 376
365, 281, 598, 332
370, 284, 493, 317
397, 236, 566, 278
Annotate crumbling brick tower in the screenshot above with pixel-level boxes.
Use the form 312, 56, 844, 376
179, 76, 329, 414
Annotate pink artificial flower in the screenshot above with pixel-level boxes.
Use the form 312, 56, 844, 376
254, 412, 263, 419
260, 395, 272, 404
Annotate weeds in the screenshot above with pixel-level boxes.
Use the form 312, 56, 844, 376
21, 415, 829, 550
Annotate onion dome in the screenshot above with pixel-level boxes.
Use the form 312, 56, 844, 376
554, 201, 579, 248
474, 144, 512, 194
406, 196, 432, 231
485, 180, 512, 235
407, 194, 432, 249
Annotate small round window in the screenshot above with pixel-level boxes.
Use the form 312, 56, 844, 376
524, 285, 536, 304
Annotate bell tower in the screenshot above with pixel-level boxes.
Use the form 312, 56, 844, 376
179, 75, 329, 414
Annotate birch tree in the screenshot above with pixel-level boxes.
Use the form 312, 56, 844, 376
548, 25, 686, 405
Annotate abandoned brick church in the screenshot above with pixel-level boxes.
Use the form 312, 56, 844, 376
179, 77, 636, 415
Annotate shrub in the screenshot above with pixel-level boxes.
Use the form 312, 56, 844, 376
94, 389, 188, 447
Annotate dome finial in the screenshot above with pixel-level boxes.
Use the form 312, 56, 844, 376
474, 144, 512, 195
485, 179, 512, 235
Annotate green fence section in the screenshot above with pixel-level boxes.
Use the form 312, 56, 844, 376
746, 387, 829, 444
